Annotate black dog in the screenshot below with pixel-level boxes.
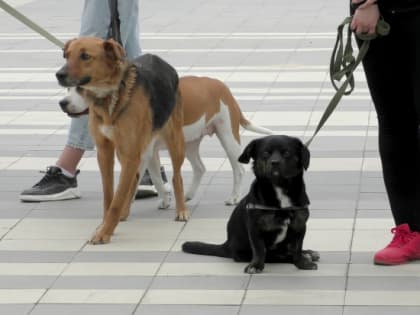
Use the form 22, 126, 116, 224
182, 135, 319, 273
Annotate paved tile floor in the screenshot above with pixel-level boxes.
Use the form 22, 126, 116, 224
0, 0, 419, 314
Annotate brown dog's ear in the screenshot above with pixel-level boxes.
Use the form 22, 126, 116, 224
63, 38, 76, 58
238, 139, 258, 164
103, 39, 126, 62
301, 143, 310, 170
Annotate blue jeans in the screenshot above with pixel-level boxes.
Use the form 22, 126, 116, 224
67, 0, 141, 150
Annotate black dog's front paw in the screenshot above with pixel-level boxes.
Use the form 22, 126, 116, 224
294, 255, 318, 270
244, 263, 264, 274
302, 249, 320, 262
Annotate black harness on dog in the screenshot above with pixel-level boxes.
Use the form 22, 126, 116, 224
246, 203, 303, 212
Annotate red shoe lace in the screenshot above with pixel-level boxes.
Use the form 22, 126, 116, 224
389, 226, 416, 248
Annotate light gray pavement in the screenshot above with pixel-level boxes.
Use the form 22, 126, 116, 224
0, 0, 419, 314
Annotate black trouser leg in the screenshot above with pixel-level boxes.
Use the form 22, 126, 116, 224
360, 12, 420, 231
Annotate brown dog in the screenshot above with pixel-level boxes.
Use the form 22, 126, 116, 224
56, 37, 188, 244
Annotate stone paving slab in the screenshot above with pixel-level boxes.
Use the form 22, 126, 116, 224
0, 0, 419, 314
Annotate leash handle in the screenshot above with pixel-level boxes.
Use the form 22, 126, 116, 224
305, 16, 390, 147
329, 16, 355, 95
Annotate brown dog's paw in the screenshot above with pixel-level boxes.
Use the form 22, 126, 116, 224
175, 211, 189, 222
119, 213, 129, 222
119, 207, 131, 221
90, 231, 112, 245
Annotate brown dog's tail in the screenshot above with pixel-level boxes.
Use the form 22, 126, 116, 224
182, 241, 231, 258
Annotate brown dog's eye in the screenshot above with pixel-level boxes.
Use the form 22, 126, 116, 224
262, 151, 270, 159
80, 52, 91, 61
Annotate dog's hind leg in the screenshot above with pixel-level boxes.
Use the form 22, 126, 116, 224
148, 149, 171, 209
215, 127, 244, 205
164, 132, 189, 221
185, 140, 206, 201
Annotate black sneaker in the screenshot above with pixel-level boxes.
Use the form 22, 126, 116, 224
19, 166, 81, 202
135, 166, 171, 199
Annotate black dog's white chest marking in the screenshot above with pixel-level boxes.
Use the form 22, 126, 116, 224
275, 187, 292, 208
273, 218, 290, 246
272, 187, 292, 246
247, 204, 292, 247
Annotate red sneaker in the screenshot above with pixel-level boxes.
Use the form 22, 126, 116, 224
374, 223, 420, 265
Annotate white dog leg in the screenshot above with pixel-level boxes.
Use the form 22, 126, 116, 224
185, 140, 206, 201
147, 150, 171, 209
215, 128, 244, 206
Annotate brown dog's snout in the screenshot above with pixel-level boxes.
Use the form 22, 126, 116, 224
56, 66, 68, 83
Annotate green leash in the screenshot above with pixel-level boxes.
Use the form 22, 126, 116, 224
0, 0, 121, 49
0, 0, 64, 48
305, 16, 390, 146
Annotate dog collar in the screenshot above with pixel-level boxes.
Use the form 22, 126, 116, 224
246, 203, 282, 211
67, 108, 89, 117
246, 203, 302, 211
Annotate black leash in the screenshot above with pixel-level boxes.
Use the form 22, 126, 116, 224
305, 12, 390, 146
107, 0, 122, 44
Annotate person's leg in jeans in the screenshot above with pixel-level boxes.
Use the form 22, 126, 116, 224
360, 12, 420, 264
20, 0, 146, 201
60, 0, 141, 176
116, 0, 170, 198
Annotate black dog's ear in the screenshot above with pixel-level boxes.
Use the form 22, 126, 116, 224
301, 143, 310, 170
238, 139, 258, 164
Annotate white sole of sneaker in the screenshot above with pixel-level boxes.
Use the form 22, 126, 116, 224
19, 187, 81, 202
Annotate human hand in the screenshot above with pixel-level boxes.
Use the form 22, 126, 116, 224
351, 2, 380, 36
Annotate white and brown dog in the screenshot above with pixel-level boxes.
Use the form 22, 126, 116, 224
60, 75, 273, 205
